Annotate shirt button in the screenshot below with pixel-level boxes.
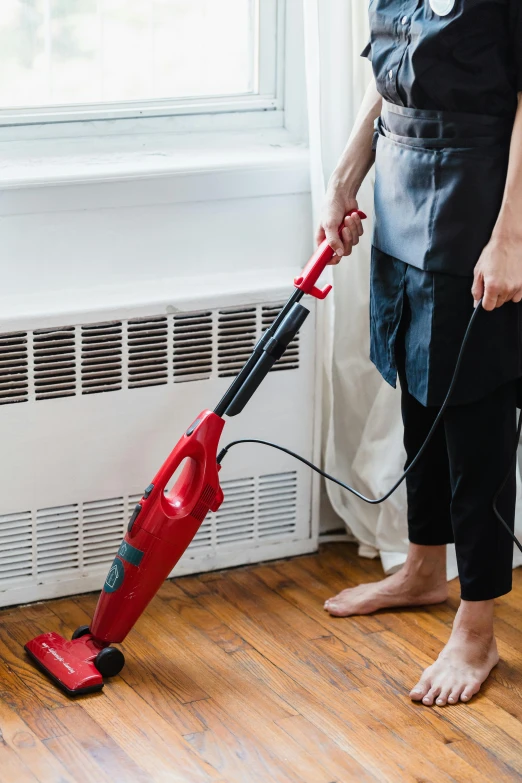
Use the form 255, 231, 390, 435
388, 70, 393, 80
401, 15, 409, 24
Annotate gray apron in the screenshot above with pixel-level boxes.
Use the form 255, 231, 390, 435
372, 100, 513, 276
368, 99, 522, 407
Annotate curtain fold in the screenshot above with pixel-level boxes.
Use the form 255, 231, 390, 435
303, 0, 522, 576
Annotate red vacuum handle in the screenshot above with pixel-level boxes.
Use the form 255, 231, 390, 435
294, 209, 367, 299
137, 411, 224, 529
159, 440, 205, 520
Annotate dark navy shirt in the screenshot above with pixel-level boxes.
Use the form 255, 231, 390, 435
362, 0, 522, 117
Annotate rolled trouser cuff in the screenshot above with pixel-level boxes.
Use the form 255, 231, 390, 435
460, 580, 512, 602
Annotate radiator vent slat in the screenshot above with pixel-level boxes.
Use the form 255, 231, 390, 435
0, 332, 29, 405
218, 307, 257, 378
0, 511, 32, 582
128, 317, 168, 389
258, 472, 298, 538
83, 497, 125, 568
188, 520, 212, 550
81, 322, 123, 395
196, 471, 299, 548
215, 477, 255, 544
34, 327, 76, 400
37, 504, 79, 574
173, 312, 212, 383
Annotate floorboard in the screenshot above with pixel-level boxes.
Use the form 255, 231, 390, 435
0, 543, 521, 782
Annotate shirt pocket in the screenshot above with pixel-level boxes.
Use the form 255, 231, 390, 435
372, 129, 509, 276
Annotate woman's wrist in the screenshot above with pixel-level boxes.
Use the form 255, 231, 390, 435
330, 146, 374, 197
328, 167, 362, 200
492, 205, 522, 244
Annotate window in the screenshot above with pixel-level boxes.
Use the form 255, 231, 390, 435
0, 0, 283, 125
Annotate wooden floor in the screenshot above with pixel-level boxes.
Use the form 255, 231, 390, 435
1, 544, 522, 782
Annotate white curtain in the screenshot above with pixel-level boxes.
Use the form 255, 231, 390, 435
303, 0, 522, 577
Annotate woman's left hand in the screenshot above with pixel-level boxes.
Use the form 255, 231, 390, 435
472, 231, 522, 311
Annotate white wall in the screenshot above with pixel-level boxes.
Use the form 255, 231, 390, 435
2, 191, 312, 302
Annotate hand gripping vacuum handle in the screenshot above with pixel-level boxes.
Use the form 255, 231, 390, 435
293, 209, 367, 299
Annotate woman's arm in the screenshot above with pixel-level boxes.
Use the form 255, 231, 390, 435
472, 93, 522, 310
317, 78, 382, 263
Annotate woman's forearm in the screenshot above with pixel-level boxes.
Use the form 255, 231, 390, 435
329, 78, 382, 197
492, 93, 522, 241
472, 93, 522, 309
316, 78, 381, 257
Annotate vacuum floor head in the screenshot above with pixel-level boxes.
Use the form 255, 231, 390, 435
24, 629, 124, 696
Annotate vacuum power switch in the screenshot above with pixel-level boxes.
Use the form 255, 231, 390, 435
127, 503, 142, 533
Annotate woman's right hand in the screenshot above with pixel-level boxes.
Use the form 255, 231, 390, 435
316, 185, 365, 265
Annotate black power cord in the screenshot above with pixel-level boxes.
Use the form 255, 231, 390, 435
217, 300, 522, 554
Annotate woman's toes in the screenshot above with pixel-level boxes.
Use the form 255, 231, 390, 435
410, 669, 433, 701
325, 603, 342, 615
324, 589, 349, 607
447, 686, 463, 704
422, 685, 441, 706
324, 597, 337, 608
435, 687, 452, 706
410, 682, 428, 701
460, 682, 480, 702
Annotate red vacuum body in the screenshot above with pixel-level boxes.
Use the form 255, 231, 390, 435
25, 211, 365, 695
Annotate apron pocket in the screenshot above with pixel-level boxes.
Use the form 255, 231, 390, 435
373, 133, 436, 269
373, 131, 509, 276
433, 144, 508, 275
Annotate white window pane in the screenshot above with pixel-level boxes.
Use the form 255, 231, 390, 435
0, 0, 257, 109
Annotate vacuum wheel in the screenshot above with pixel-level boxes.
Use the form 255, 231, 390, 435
95, 647, 125, 678
71, 625, 91, 640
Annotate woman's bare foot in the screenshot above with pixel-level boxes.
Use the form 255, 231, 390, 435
410, 599, 499, 705
324, 543, 448, 616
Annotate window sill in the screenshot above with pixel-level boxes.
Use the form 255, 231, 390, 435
0, 127, 310, 216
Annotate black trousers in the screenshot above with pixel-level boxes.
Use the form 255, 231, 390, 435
399, 368, 518, 601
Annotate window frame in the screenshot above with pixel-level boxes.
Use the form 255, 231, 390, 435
0, 0, 285, 130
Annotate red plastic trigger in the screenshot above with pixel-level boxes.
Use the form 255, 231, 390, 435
294, 209, 366, 300
310, 284, 332, 300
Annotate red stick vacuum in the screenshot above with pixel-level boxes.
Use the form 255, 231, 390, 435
24, 211, 365, 695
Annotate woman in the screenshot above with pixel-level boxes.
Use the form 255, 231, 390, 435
319, 0, 522, 706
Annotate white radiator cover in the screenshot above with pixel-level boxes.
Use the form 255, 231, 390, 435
0, 281, 320, 607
